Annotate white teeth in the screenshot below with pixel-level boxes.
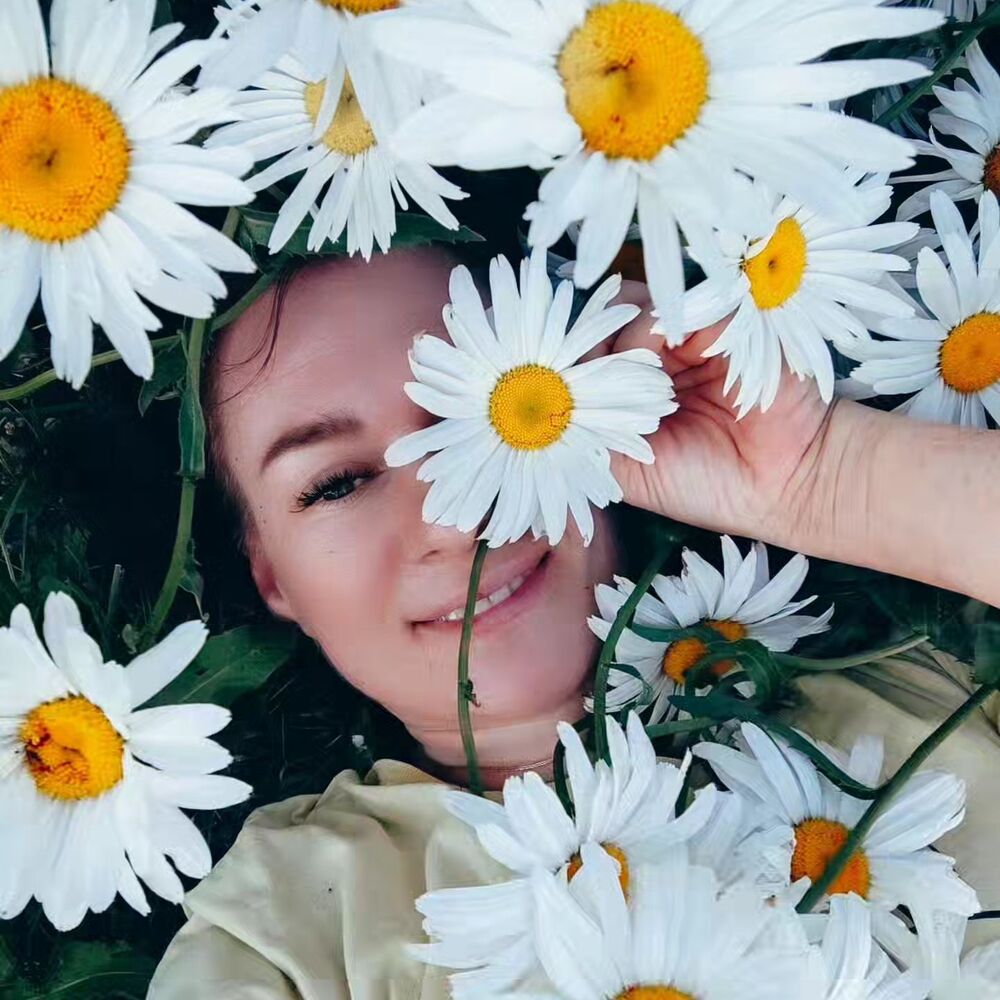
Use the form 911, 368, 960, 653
436, 571, 530, 623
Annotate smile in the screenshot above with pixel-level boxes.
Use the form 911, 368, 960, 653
434, 570, 533, 623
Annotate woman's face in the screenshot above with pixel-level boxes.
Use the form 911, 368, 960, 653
212, 249, 619, 765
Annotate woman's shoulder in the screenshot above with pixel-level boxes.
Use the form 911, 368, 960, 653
147, 760, 500, 1000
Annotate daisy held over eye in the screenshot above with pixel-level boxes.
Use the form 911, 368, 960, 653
385, 247, 677, 547
0, 594, 250, 932
0, 0, 255, 389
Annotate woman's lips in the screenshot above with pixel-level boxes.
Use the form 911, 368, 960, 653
415, 551, 551, 634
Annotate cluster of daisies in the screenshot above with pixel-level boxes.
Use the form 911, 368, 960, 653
411, 712, 995, 999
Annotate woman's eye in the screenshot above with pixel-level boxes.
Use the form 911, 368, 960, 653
295, 470, 374, 511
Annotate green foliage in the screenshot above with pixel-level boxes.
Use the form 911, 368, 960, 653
148, 624, 299, 709
1, 941, 156, 1000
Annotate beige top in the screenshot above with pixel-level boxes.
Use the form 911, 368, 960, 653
148, 649, 1000, 999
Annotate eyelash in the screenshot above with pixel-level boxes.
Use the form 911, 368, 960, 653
294, 468, 376, 512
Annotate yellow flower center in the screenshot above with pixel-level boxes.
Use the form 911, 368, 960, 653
489, 364, 574, 450
616, 988, 695, 1000
0, 78, 131, 243
557, 0, 709, 162
790, 819, 871, 899
743, 218, 809, 311
20, 696, 125, 801
939, 312, 1000, 394
304, 75, 376, 156
567, 842, 630, 897
318, 0, 398, 10
662, 619, 746, 684
984, 144, 1000, 197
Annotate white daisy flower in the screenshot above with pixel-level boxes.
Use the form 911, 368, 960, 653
411, 714, 716, 998
206, 50, 465, 258
841, 190, 1000, 427
522, 842, 816, 1000
694, 724, 979, 938
872, 911, 1000, 999
200, 0, 404, 93
0, 0, 255, 389
894, 0, 990, 23
0, 593, 251, 931
817, 894, 930, 1000
384, 248, 676, 548
587, 537, 833, 725
674, 174, 919, 413
370, 0, 940, 323
896, 42, 1000, 222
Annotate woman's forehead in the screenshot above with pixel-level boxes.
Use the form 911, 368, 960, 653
216, 248, 457, 407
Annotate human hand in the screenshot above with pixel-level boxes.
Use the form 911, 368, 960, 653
607, 284, 833, 546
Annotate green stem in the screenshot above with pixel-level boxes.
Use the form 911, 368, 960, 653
796, 682, 998, 913
644, 717, 716, 739
458, 540, 489, 796
211, 272, 276, 331
593, 535, 674, 762
0, 336, 180, 403
776, 634, 928, 673
672, 693, 881, 799
875, 5, 1000, 126
142, 477, 197, 645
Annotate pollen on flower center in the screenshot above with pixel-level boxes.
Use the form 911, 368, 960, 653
743, 218, 809, 311
489, 364, 574, 450
318, 0, 398, 10
568, 842, 630, 897
19, 696, 125, 801
0, 78, 131, 243
939, 312, 1000, 394
616, 987, 695, 1000
790, 818, 871, 898
662, 619, 746, 684
557, 0, 709, 162
304, 75, 376, 156
984, 144, 1000, 196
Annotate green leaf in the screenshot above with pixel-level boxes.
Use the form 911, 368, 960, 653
137, 339, 186, 416
974, 623, 1000, 687
153, 0, 174, 28
237, 208, 483, 262
147, 623, 298, 708
177, 331, 206, 480
178, 537, 204, 619
3, 940, 155, 1000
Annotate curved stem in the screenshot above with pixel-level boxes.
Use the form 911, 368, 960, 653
875, 5, 1000, 126
0, 336, 180, 403
458, 540, 489, 796
796, 682, 997, 913
142, 477, 197, 645
776, 634, 928, 673
593, 535, 674, 762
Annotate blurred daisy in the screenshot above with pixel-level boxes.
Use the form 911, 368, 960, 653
841, 190, 1000, 427
524, 842, 814, 1000
896, 42, 1000, 222
411, 714, 716, 997
207, 51, 465, 257
587, 537, 832, 725
201, 0, 403, 93
694, 724, 978, 933
371, 0, 940, 322
675, 174, 919, 413
384, 249, 676, 548
818, 894, 929, 1000
0, 594, 251, 931
0, 0, 255, 389
873, 911, 1000, 999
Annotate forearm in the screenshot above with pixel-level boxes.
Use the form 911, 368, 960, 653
774, 400, 1000, 608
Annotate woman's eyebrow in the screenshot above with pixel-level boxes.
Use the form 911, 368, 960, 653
259, 411, 362, 474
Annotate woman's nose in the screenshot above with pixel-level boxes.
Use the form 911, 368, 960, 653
399, 468, 487, 561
